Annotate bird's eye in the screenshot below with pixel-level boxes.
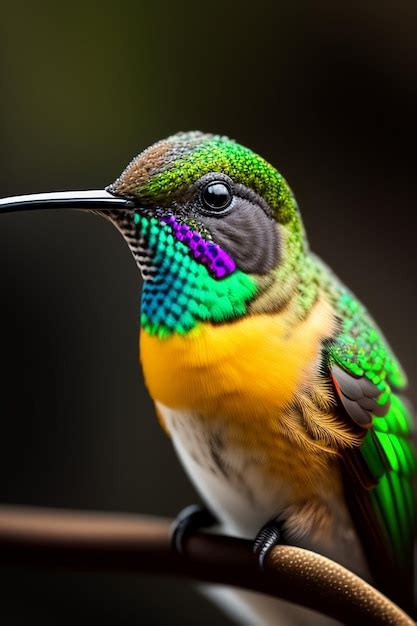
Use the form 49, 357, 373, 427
201, 181, 232, 213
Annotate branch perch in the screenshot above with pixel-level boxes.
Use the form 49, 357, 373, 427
0, 505, 413, 626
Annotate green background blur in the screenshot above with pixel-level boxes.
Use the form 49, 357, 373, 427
0, 2, 416, 624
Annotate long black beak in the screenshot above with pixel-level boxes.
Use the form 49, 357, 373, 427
0, 189, 135, 214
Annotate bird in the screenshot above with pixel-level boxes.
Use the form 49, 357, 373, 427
0, 131, 415, 625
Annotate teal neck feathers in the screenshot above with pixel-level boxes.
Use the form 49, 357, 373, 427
138, 212, 257, 337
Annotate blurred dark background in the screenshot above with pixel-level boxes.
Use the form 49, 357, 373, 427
0, 1, 416, 624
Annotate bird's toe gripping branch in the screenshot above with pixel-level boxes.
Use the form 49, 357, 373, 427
172, 506, 284, 571
171, 504, 218, 555
253, 519, 284, 570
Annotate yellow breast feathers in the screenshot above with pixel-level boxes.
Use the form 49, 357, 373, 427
140, 297, 336, 424
141, 297, 348, 497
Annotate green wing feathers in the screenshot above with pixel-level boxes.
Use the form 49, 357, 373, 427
327, 291, 416, 609
363, 396, 416, 563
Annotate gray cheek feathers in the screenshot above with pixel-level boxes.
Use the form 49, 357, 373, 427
203, 199, 279, 275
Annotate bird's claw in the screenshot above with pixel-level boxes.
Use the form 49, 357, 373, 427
253, 520, 283, 569
171, 504, 218, 555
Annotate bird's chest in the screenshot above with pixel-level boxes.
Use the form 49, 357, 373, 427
140, 299, 334, 422
140, 301, 339, 534
157, 402, 297, 537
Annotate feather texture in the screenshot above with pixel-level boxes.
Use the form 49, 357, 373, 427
326, 292, 416, 612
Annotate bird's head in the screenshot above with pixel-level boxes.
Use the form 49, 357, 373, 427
0, 131, 308, 337
106, 132, 307, 336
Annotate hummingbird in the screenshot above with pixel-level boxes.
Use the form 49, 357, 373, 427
1, 131, 415, 624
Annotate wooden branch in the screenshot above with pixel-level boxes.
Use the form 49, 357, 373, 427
0, 505, 413, 626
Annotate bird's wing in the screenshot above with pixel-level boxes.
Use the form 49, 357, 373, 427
325, 292, 416, 611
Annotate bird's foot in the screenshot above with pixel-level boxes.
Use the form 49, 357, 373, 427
253, 519, 284, 569
171, 504, 218, 554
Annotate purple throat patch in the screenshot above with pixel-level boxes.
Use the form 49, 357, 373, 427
161, 214, 236, 279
